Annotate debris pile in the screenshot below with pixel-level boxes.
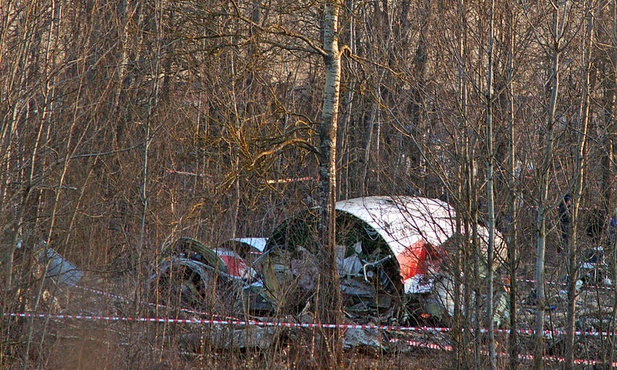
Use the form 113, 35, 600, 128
257, 196, 507, 325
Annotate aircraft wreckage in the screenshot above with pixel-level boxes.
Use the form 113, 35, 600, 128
149, 196, 508, 325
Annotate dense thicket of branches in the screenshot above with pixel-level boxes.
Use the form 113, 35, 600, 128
1, 0, 616, 368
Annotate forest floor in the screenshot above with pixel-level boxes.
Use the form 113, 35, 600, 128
5, 246, 616, 369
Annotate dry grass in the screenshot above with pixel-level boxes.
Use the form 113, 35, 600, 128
3, 250, 617, 369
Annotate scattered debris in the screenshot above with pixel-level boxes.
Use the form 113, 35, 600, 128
148, 237, 274, 315
258, 196, 507, 325
146, 196, 511, 351
220, 237, 267, 255
34, 240, 83, 287
148, 237, 240, 312
579, 246, 612, 287
180, 326, 281, 352
343, 327, 387, 352
216, 237, 267, 271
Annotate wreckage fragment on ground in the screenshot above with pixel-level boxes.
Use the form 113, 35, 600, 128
258, 196, 508, 324
147, 236, 273, 315
148, 196, 508, 325
31, 240, 84, 287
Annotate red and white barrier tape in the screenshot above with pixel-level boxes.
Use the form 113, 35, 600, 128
266, 176, 313, 184
7, 312, 617, 366
6, 311, 617, 338
2, 312, 446, 331
389, 338, 452, 351
73, 284, 241, 322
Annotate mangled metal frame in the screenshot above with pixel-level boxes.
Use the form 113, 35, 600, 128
148, 196, 507, 324
258, 195, 507, 323
148, 237, 246, 313
148, 236, 275, 315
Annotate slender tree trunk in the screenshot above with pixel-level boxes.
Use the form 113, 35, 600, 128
485, 1, 496, 367
600, 0, 617, 212
608, 2, 617, 364
316, 0, 343, 366
565, 3, 594, 368
2, 0, 39, 296
534, 5, 563, 368
136, 0, 161, 303
452, 1, 470, 367
23, 2, 64, 366
407, 0, 429, 186
113, 0, 144, 146
340, 0, 355, 199
506, 3, 519, 368
229, 49, 240, 239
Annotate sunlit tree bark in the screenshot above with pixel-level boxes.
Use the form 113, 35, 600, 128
316, 0, 343, 365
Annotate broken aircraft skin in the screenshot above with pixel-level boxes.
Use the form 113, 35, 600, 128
148, 196, 508, 326
148, 236, 274, 315
216, 237, 267, 274
258, 195, 508, 325
33, 240, 84, 287
148, 237, 240, 313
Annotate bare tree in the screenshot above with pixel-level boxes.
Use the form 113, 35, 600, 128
485, 0, 497, 367
565, 2, 595, 368
505, 3, 520, 368
531, 2, 566, 367
316, 0, 344, 365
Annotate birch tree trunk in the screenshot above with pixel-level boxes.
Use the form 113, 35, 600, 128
1, 0, 41, 297
316, 0, 343, 366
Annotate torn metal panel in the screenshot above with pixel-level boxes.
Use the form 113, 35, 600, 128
217, 238, 267, 260
150, 238, 240, 311
180, 326, 281, 352
230, 237, 267, 253
333, 196, 506, 294
213, 248, 256, 280
162, 237, 228, 274
260, 196, 507, 322
343, 327, 387, 352
34, 241, 83, 287
216, 238, 268, 276
150, 237, 272, 315
150, 257, 234, 310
